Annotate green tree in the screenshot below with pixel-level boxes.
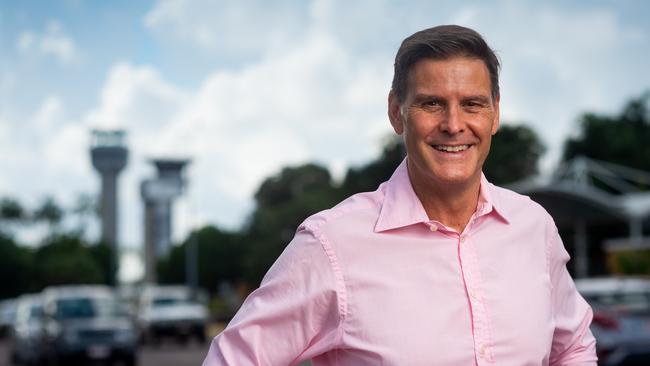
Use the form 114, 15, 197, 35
33, 234, 103, 288
342, 135, 406, 195
484, 124, 546, 185
71, 193, 97, 237
0, 232, 33, 299
0, 197, 27, 238
33, 196, 64, 235
88, 242, 115, 285
563, 93, 650, 170
244, 164, 341, 284
157, 226, 245, 293
0, 197, 25, 221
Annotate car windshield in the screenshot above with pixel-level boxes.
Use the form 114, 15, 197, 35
56, 297, 128, 319
29, 304, 43, 319
584, 291, 650, 313
152, 297, 192, 307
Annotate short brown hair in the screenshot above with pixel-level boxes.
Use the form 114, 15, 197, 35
391, 25, 500, 103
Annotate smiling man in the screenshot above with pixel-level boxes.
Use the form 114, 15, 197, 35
203, 25, 597, 365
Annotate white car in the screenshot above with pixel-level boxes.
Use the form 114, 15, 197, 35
8, 294, 44, 365
137, 285, 208, 345
575, 277, 650, 366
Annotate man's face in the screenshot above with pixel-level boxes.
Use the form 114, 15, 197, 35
388, 57, 499, 190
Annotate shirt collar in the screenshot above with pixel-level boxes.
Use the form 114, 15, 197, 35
374, 158, 510, 233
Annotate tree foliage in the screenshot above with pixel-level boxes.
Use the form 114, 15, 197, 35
33, 196, 64, 225
342, 135, 406, 194
33, 235, 105, 288
157, 226, 245, 293
563, 93, 650, 170
484, 124, 546, 185
243, 164, 341, 284
0, 232, 34, 299
0, 198, 25, 221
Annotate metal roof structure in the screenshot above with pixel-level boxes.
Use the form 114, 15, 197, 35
512, 156, 650, 277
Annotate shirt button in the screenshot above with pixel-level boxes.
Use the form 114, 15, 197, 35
429, 225, 438, 232
478, 344, 487, 357
469, 290, 478, 300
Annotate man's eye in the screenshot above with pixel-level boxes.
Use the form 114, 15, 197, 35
465, 100, 486, 108
423, 100, 441, 107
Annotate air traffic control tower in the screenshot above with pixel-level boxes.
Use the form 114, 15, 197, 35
91, 129, 128, 284
141, 159, 190, 283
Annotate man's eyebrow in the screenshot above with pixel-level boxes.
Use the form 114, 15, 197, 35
412, 94, 445, 103
462, 95, 491, 104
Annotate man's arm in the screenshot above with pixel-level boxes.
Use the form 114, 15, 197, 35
546, 218, 598, 366
202, 228, 343, 366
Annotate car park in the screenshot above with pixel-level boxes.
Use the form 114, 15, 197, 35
8, 294, 44, 365
41, 285, 138, 365
137, 285, 208, 345
575, 277, 650, 366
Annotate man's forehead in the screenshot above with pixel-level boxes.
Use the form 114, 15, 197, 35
405, 57, 492, 95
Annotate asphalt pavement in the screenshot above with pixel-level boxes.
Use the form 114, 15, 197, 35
0, 338, 209, 366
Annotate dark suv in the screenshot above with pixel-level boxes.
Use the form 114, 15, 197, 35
41, 285, 138, 365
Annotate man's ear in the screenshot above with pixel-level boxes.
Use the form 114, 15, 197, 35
388, 90, 404, 135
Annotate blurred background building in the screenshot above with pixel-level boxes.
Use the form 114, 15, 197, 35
516, 157, 650, 278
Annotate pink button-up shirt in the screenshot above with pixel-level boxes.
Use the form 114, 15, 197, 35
203, 160, 597, 365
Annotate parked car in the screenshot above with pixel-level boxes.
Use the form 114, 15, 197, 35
41, 285, 138, 366
137, 285, 208, 345
8, 293, 45, 365
0, 298, 18, 338
576, 277, 650, 366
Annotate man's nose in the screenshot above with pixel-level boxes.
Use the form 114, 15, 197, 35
440, 105, 465, 134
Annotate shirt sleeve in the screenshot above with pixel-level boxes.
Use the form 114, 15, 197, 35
546, 218, 598, 366
202, 227, 343, 366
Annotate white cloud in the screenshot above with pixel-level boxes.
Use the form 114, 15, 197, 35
16, 20, 81, 65
33, 96, 64, 133
85, 62, 187, 134
144, 0, 308, 56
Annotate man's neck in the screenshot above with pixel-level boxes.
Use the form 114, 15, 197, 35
408, 171, 481, 233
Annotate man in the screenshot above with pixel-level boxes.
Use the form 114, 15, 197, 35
203, 25, 597, 365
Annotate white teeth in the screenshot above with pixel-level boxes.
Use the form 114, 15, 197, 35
435, 144, 469, 152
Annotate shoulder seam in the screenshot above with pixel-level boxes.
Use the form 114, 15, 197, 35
544, 212, 556, 321
301, 222, 348, 346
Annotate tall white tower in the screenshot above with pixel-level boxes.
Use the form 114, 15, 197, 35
90, 129, 128, 284
141, 159, 190, 283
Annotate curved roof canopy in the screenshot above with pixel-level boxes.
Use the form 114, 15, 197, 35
512, 157, 650, 227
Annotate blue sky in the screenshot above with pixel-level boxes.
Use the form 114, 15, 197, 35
1, 0, 649, 281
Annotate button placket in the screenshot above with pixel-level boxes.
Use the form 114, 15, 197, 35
458, 235, 493, 364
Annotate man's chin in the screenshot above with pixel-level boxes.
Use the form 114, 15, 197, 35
427, 171, 481, 188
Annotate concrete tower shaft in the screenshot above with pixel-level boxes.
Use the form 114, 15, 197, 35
141, 158, 190, 284
90, 130, 128, 248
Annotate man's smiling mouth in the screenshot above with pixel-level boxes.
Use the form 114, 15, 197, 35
433, 144, 470, 152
